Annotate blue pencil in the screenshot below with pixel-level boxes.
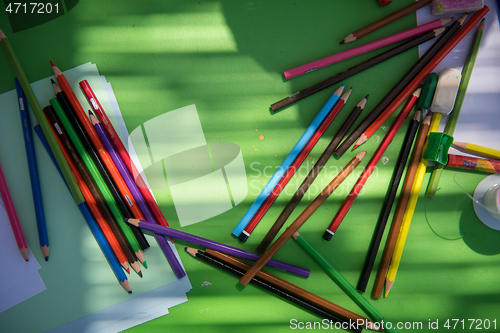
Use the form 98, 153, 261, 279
232, 85, 344, 237
78, 202, 132, 293
15, 79, 49, 261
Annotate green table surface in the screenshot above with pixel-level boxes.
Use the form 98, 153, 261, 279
1, 1, 499, 332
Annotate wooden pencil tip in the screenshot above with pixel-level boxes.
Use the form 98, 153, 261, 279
0, 29, 6, 39
185, 247, 198, 257
50, 60, 55, 67
356, 151, 367, 160
292, 232, 300, 240
458, 14, 468, 24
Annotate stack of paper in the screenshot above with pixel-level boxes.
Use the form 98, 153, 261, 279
0, 62, 192, 333
0, 201, 46, 313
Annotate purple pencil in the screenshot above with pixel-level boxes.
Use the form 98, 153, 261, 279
124, 218, 311, 278
90, 111, 186, 279
284, 17, 452, 79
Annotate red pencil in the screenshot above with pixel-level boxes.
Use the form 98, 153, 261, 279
239, 88, 352, 241
323, 88, 421, 240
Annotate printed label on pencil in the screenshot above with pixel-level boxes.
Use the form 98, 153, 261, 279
53, 123, 63, 135
89, 98, 100, 111
124, 195, 133, 207
305, 67, 317, 73
127, 104, 248, 227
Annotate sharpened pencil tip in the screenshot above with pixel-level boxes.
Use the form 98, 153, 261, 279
50, 60, 55, 67
365, 94, 369, 99
339, 40, 345, 44
44, 256, 49, 261
50, 78, 56, 84
185, 247, 198, 257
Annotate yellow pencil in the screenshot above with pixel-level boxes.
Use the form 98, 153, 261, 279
384, 113, 437, 296
453, 142, 500, 160
385, 152, 428, 296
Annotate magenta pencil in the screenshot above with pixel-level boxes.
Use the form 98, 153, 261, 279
0, 162, 29, 261
284, 18, 452, 79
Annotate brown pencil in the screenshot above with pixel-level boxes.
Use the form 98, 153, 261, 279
240, 151, 367, 286
371, 113, 431, 299
340, 0, 433, 44
204, 248, 381, 332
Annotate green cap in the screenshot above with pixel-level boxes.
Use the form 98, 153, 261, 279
417, 72, 438, 110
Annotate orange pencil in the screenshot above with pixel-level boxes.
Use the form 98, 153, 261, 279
47, 120, 131, 273
79, 80, 170, 228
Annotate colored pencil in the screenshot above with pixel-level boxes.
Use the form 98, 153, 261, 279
186, 248, 361, 332
350, 9, 489, 152
125, 218, 310, 278
372, 113, 431, 299
293, 232, 398, 333
79, 80, 170, 228
51, 80, 149, 254
426, 19, 486, 197
48, 120, 131, 273
44, 104, 141, 276
334, 15, 465, 157
356, 109, 420, 293
205, 249, 379, 331
340, 0, 433, 44
452, 142, 500, 161
0, 29, 83, 203
285, 18, 451, 79
50, 68, 148, 264
40, 118, 132, 290
257, 95, 368, 253
0, 161, 29, 261
91, 112, 186, 278
205, 249, 380, 332
232, 85, 344, 238
446, 154, 500, 174
271, 28, 442, 112
323, 88, 421, 241
240, 87, 352, 241
79, 202, 132, 293
240, 151, 366, 286
15, 79, 49, 261
385, 120, 434, 297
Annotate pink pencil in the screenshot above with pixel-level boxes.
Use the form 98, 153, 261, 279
0, 162, 29, 261
284, 18, 452, 79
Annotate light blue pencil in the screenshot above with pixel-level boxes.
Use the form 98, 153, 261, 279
232, 84, 344, 237
15, 79, 49, 261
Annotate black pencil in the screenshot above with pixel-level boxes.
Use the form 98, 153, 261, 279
51, 79, 150, 252
356, 110, 421, 293
333, 15, 465, 157
270, 27, 442, 112
256, 95, 369, 253
186, 248, 363, 333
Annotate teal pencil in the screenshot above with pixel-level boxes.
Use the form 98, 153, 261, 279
15, 78, 49, 261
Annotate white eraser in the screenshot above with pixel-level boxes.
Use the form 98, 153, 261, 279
430, 67, 461, 115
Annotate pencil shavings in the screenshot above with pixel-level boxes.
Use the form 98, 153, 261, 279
431, 0, 484, 15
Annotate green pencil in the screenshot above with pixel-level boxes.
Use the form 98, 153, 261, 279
293, 232, 399, 333
49, 98, 145, 274
0, 29, 84, 204
426, 18, 486, 197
